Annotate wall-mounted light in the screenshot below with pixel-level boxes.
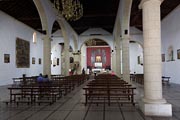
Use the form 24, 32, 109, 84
33, 32, 37, 44
124, 29, 128, 35
53, 57, 57, 67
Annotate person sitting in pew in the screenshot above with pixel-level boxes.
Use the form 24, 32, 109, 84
37, 73, 44, 83
37, 74, 52, 87
37, 74, 50, 83
111, 71, 115, 76
43, 75, 50, 82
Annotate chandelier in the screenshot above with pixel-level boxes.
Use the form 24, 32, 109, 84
53, 0, 83, 21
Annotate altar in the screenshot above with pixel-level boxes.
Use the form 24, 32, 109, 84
86, 46, 111, 73
92, 62, 105, 73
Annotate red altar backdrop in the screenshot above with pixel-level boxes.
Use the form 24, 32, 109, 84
87, 46, 111, 69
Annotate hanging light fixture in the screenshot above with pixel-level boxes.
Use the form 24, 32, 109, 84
53, 0, 83, 21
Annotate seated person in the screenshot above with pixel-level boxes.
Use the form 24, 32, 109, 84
82, 68, 85, 75
111, 71, 115, 75
37, 73, 44, 83
37, 74, 51, 82
43, 75, 50, 82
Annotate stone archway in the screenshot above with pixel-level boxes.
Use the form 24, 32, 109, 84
129, 41, 143, 74
80, 38, 112, 74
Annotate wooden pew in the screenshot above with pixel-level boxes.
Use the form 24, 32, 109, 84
83, 74, 136, 106
6, 85, 61, 106
162, 76, 170, 85
6, 74, 87, 106
83, 86, 136, 106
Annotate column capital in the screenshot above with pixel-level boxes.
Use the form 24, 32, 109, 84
121, 36, 130, 41
115, 48, 121, 50
42, 35, 52, 41
72, 51, 81, 55
139, 0, 164, 9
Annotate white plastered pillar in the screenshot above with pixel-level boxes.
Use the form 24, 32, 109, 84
139, 0, 172, 116
43, 35, 51, 78
64, 35, 70, 76
111, 49, 116, 73
58, 20, 70, 76
122, 36, 130, 83
115, 37, 121, 77
73, 52, 81, 74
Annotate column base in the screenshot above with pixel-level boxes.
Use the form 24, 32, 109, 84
139, 99, 172, 117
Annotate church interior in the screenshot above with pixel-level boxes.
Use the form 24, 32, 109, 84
0, 0, 180, 119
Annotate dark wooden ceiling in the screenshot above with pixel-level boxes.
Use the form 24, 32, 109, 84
0, 0, 179, 34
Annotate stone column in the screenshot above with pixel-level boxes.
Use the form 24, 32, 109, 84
64, 36, 70, 76
59, 21, 70, 76
111, 49, 116, 73
43, 35, 51, 78
115, 37, 121, 77
139, 0, 172, 116
73, 51, 81, 74
122, 36, 130, 83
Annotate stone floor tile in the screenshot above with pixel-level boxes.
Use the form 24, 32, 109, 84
105, 111, 123, 120
46, 110, 70, 120
123, 111, 144, 120
8, 110, 35, 120
0, 110, 21, 120
65, 110, 86, 120
85, 111, 103, 120
27, 111, 52, 120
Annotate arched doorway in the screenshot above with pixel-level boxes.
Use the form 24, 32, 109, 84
80, 38, 112, 74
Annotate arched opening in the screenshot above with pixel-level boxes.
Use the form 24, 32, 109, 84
51, 21, 61, 34
129, 41, 143, 74
80, 38, 112, 74
51, 21, 63, 75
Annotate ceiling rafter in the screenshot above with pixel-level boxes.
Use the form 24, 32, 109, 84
0, 0, 179, 34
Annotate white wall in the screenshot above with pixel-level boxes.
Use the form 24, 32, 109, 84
129, 27, 144, 74
0, 11, 43, 85
130, 27, 143, 47
51, 30, 64, 75
129, 42, 143, 74
161, 5, 180, 84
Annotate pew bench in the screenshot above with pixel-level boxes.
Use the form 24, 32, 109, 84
83, 86, 136, 106
162, 76, 170, 85
5, 86, 61, 106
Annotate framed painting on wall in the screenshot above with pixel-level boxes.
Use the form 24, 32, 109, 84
70, 57, 74, 63
57, 58, 59, 65
96, 56, 101, 62
4, 54, 10, 63
16, 38, 30, 68
38, 58, 41, 64
32, 57, 35, 64
177, 49, 180, 59
162, 54, 165, 62
167, 45, 174, 61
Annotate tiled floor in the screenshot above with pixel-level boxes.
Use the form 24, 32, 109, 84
0, 81, 180, 120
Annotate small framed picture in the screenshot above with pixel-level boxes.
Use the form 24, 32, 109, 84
4, 54, 10, 63
70, 57, 74, 63
177, 49, 180, 59
38, 58, 41, 64
137, 56, 140, 64
57, 58, 59, 65
32, 57, 35, 64
162, 54, 165, 62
